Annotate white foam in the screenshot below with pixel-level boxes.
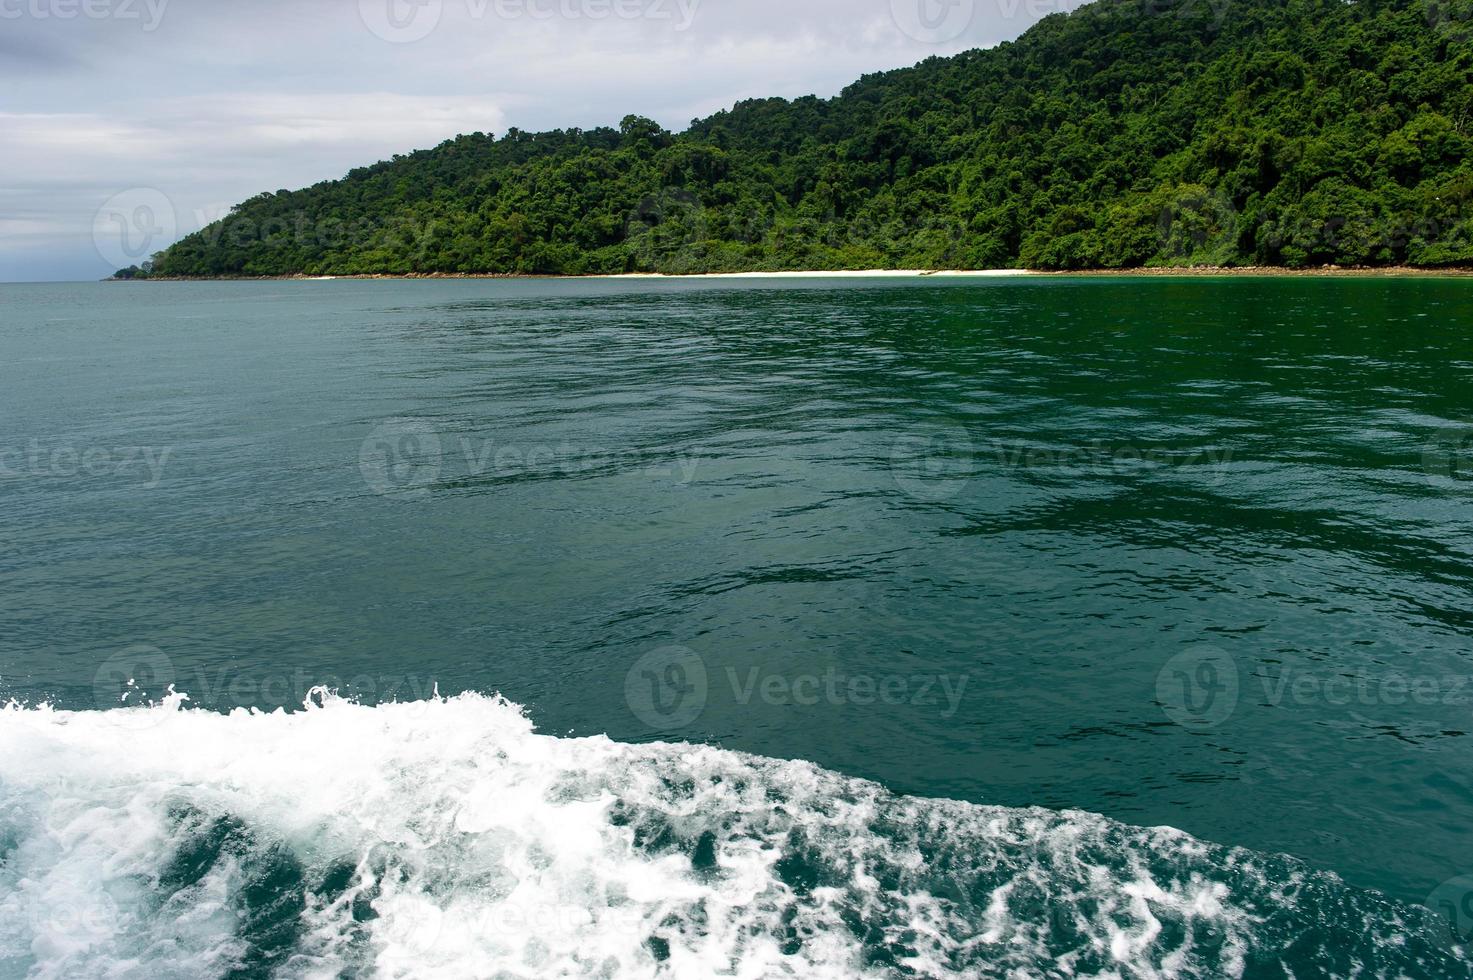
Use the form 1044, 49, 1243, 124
0, 691, 1460, 978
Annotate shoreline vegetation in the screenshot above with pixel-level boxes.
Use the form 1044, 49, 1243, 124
111, 265, 1473, 282
131, 0, 1473, 282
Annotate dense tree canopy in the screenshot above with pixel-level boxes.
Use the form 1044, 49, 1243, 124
139, 0, 1473, 277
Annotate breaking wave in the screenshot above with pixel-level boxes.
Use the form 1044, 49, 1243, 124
0, 692, 1465, 978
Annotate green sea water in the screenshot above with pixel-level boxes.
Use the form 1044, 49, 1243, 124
2, 276, 1472, 977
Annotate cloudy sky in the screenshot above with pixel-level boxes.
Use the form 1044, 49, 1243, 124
2, 0, 1085, 281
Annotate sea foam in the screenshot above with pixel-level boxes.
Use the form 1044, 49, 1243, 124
0, 691, 1464, 978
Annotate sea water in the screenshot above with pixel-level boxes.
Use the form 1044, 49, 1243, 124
1, 277, 1471, 976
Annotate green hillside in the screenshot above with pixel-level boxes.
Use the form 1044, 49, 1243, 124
140, 0, 1473, 276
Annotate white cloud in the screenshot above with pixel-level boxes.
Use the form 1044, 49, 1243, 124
1, 95, 510, 278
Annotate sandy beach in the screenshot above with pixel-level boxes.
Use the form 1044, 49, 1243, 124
132, 266, 1473, 283
587, 266, 1473, 279
574, 269, 1035, 279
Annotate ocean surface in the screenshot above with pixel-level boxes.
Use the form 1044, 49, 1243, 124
1, 276, 1471, 978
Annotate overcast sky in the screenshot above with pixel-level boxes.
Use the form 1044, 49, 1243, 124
1, 0, 1086, 281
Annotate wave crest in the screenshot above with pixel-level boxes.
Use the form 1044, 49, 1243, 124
0, 692, 1464, 978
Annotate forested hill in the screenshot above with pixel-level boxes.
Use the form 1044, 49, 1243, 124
140, 0, 1473, 277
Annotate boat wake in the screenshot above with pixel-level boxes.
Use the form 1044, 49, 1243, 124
0, 691, 1464, 978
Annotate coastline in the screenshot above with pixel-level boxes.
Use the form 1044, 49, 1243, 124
114, 265, 1473, 282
